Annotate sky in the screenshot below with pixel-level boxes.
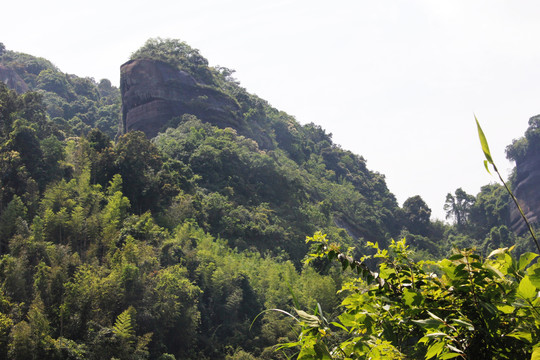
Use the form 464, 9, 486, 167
2, 0, 540, 220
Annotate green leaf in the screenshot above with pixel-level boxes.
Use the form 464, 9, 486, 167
507, 330, 533, 343
427, 311, 445, 323
426, 340, 445, 359
330, 321, 349, 332
483, 160, 492, 174
339, 312, 356, 327
520, 252, 539, 271
451, 318, 474, 331
475, 116, 494, 165
496, 304, 515, 314
528, 264, 540, 288
403, 288, 424, 307
379, 263, 394, 280
440, 353, 462, 359
425, 332, 448, 338
413, 318, 443, 330
531, 345, 540, 360
487, 247, 508, 259
480, 301, 498, 316
313, 341, 332, 359
518, 275, 537, 300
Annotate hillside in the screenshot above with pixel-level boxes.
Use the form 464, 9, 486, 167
0, 38, 406, 359
0, 38, 532, 359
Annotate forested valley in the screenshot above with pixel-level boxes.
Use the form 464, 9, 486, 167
0, 39, 538, 359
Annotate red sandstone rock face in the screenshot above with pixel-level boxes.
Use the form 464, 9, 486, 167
0, 64, 29, 93
120, 59, 241, 138
510, 152, 540, 234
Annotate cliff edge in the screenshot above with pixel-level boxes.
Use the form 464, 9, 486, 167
509, 149, 540, 234
120, 59, 241, 138
507, 115, 540, 234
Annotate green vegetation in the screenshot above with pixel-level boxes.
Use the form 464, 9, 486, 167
0, 40, 538, 359
288, 233, 540, 359
0, 45, 121, 138
506, 115, 540, 165
281, 120, 540, 359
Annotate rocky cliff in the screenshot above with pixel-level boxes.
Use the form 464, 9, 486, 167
120, 59, 241, 138
0, 64, 28, 93
509, 149, 540, 234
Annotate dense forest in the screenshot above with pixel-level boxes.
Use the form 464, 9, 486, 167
0, 39, 537, 359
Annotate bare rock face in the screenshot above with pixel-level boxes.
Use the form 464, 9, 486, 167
120, 59, 241, 138
0, 64, 29, 93
509, 150, 540, 234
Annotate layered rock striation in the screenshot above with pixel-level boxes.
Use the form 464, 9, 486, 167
120, 59, 241, 138
509, 149, 540, 234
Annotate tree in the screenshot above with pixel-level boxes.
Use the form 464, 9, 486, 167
506, 114, 540, 164
5, 119, 44, 184
9, 296, 53, 360
402, 195, 431, 236
114, 131, 163, 213
444, 188, 475, 227
0, 195, 27, 252
130, 38, 214, 85
35, 69, 73, 100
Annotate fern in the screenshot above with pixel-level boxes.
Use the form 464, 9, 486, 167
113, 308, 135, 342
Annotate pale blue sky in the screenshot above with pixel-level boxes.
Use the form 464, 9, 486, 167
3, 0, 540, 219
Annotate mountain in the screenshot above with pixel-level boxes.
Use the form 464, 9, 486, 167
0, 38, 409, 359
2, 37, 537, 359
125, 39, 404, 251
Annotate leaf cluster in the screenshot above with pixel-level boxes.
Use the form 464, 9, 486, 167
290, 233, 540, 359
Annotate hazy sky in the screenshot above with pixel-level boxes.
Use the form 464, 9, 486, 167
2, 0, 540, 219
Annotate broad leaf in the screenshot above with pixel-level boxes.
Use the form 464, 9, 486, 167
531, 345, 540, 360
403, 288, 424, 307
496, 304, 515, 314
518, 275, 537, 300
507, 330, 533, 343
519, 252, 538, 271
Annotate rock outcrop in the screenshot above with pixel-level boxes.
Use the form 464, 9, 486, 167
0, 64, 29, 93
120, 59, 241, 138
509, 149, 540, 234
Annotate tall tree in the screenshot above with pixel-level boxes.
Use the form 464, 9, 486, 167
402, 195, 431, 236
444, 188, 475, 227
